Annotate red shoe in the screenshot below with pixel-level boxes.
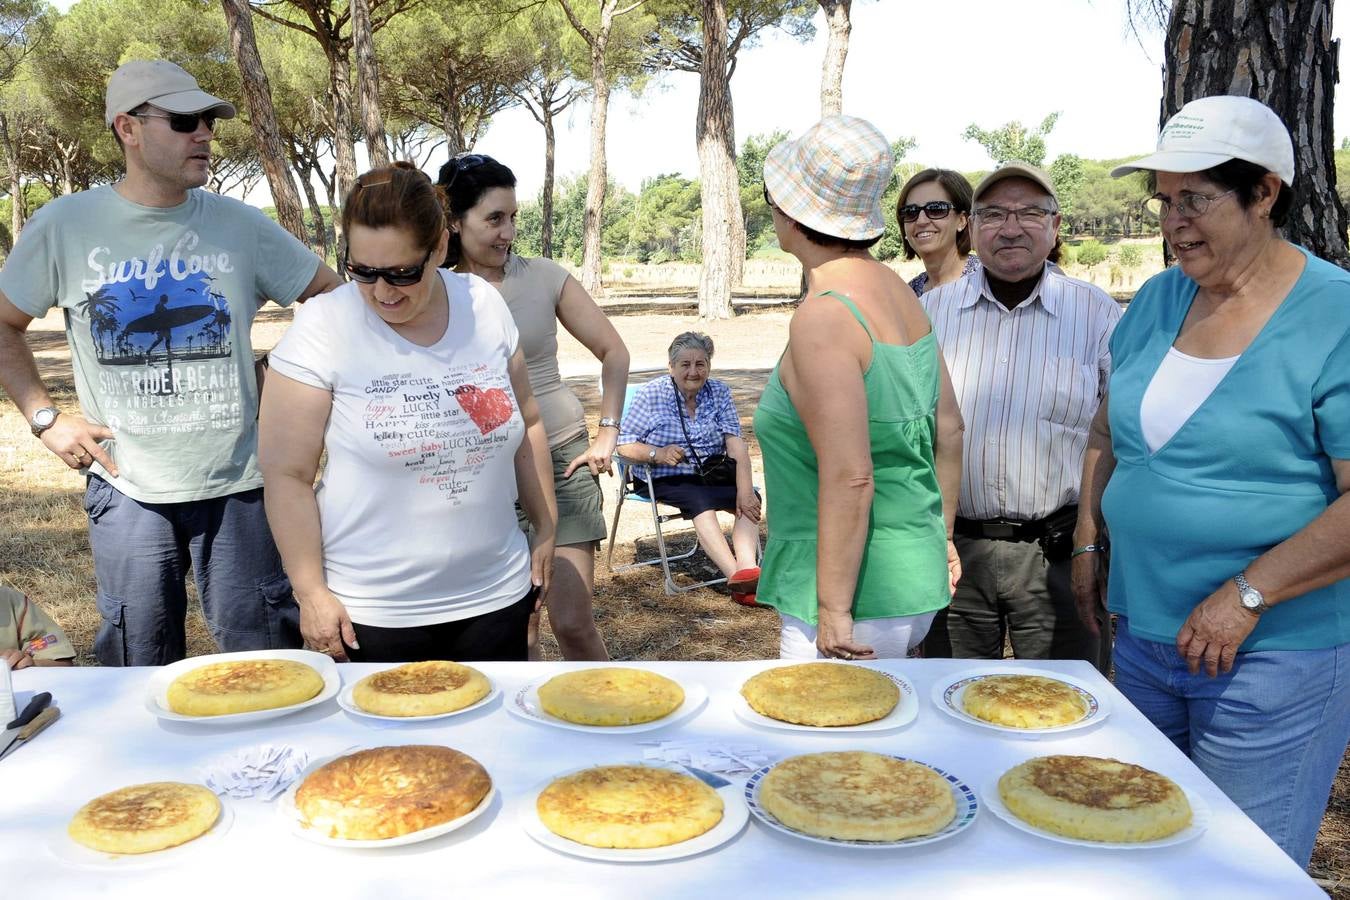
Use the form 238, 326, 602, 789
731, 589, 763, 608
728, 566, 760, 593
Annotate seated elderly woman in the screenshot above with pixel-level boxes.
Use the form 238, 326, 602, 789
1074, 96, 1350, 867
617, 332, 761, 603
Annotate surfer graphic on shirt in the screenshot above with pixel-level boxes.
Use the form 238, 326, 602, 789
87, 271, 231, 367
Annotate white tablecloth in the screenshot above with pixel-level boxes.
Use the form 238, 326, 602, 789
0, 659, 1323, 899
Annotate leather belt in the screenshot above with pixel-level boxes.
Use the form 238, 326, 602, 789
954, 505, 1077, 543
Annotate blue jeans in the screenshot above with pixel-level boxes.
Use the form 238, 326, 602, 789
85, 474, 301, 666
1114, 618, 1350, 867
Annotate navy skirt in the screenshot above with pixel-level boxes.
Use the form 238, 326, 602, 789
633, 474, 737, 518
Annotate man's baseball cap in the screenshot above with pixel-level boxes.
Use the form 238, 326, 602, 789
104, 60, 236, 127
972, 161, 1058, 205
1110, 95, 1294, 186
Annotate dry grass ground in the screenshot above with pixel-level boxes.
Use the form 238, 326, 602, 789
0, 257, 1343, 893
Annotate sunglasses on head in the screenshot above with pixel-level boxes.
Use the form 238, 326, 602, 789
344, 248, 435, 287
442, 153, 490, 189
898, 200, 956, 223
132, 110, 218, 134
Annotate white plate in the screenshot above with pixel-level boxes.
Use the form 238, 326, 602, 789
519, 762, 748, 861
506, 674, 707, 734
732, 665, 918, 733
336, 681, 500, 723
277, 749, 496, 848
931, 667, 1110, 736
981, 775, 1211, 849
48, 799, 234, 870
144, 649, 339, 726
745, 756, 979, 848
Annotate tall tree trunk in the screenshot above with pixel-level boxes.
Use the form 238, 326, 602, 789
0, 113, 24, 240
327, 54, 358, 264
1163, 0, 1347, 267
350, 0, 390, 168
580, 35, 611, 296
696, 0, 735, 319
60, 148, 72, 195
293, 158, 329, 260
541, 103, 557, 259
818, 0, 851, 116
720, 106, 744, 286
441, 104, 465, 158
328, 53, 359, 212
220, 0, 309, 242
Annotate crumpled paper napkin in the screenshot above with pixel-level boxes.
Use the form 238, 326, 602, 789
637, 739, 773, 775
201, 745, 310, 801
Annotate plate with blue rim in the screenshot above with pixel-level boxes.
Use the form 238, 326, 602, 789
744, 755, 979, 848
932, 667, 1110, 737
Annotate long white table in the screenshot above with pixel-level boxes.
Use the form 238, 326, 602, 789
0, 659, 1324, 899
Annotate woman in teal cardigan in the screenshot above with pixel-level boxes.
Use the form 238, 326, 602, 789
1073, 96, 1350, 867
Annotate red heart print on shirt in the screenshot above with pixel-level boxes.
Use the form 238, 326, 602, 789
454, 384, 514, 434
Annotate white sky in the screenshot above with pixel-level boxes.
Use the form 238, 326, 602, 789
48, 0, 1350, 204
473, 0, 1350, 199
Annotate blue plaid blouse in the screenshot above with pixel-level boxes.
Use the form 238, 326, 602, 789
619, 376, 741, 479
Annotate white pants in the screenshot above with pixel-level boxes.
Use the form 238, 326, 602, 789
779, 611, 937, 660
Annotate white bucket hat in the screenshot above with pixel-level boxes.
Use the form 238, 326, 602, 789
1110, 95, 1294, 185
763, 116, 893, 241
105, 60, 236, 127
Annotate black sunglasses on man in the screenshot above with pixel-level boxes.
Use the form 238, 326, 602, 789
132, 110, 219, 134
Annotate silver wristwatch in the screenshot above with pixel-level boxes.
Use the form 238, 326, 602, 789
648, 448, 657, 463
598, 416, 620, 429
29, 406, 60, 437
1234, 572, 1270, 615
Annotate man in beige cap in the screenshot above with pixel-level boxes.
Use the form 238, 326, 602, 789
0, 60, 341, 665
919, 162, 1121, 672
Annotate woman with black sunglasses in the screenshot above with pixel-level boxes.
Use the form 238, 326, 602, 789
257, 162, 558, 663
896, 168, 980, 296
435, 153, 626, 661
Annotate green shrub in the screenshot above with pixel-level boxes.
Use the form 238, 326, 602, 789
1077, 239, 1108, 269
1118, 244, 1144, 268
1058, 244, 1079, 267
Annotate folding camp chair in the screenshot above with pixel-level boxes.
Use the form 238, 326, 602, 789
603, 380, 728, 595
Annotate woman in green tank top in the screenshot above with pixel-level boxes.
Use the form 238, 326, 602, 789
757, 117, 964, 660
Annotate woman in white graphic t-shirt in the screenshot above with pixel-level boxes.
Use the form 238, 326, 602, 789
259, 163, 558, 662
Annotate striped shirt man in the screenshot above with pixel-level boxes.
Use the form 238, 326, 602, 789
921, 262, 1122, 521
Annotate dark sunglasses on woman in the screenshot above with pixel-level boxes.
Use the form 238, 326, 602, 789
344, 249, 434, 287
898, 200, 956, 223
132, 110, 218, 134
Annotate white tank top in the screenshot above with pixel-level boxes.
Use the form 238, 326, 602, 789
1140, 347, 1239, 453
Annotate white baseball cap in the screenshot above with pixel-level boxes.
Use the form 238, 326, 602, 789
105, 60, 236, 127
1110, 95, 1294, 185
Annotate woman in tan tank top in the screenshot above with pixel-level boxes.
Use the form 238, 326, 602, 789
438, 154, 628, 661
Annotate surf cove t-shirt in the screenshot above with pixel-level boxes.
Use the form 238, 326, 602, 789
268, 271, 532, 626
0, 186, 318, 503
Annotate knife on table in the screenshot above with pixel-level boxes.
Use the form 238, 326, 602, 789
0, 691, 55, 761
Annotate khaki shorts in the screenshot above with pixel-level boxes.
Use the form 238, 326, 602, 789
516, 432, 606, 547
